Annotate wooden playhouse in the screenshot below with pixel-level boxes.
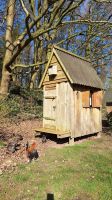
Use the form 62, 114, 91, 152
36, 46, 103, 144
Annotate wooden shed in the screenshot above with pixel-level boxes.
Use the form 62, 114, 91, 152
36, 46, 103, 144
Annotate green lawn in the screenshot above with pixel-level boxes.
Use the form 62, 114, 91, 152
0, 135, 112, 200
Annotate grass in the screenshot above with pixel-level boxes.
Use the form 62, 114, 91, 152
0, 135, 112, 200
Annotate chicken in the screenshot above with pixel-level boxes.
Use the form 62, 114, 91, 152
42, 135, 47, 143
26, 141, 39, 162
7, 142, 17, 153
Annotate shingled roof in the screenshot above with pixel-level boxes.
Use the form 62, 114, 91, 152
40, 46, 103, 89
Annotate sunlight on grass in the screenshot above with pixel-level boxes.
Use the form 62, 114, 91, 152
0, 135, 112, 200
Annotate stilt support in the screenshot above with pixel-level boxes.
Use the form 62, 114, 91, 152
69, 137, 74, 145
97, 132, 102, 138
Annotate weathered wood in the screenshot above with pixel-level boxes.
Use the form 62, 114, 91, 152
50, 55, 58, 65
43, 54, 67, 84
82, 90, 90, 107
43, 87, 56, 129
44, 70, 67, 82
69, 137, 74, 145
50, 55, 62, 70
40, 50, 102, 140
92, 90, 103, 107
43, 78, 67, 85
43, 117, 55, 121
58, 133, 70, 138
72, 86, 102, 138
44, 96, 56, 99
45, 84, 56, 90
69, 84, 75, 138
56, 82, 68, 131
35, 127, 70, 136
73, 89, 82, 137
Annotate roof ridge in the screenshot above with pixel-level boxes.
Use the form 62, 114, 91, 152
53, 45, 91, 63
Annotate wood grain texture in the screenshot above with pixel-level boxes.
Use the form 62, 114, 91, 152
43, 54, 67, 85
41, 53, 102, 139
35, 127, 70, 138
92, 90, 103, 108
82, 90, 90, 107
73, 86, 102, 138
43, 87, 56, 129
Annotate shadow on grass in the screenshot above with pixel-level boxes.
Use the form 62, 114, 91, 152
36, 132, 98, 145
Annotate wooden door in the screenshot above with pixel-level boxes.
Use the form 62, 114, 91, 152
43, 87, 56, 129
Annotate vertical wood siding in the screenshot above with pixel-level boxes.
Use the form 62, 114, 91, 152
73, 87, 102, 137
82, 90, 90, 107
42, 53, 102, 138
43, 86, 56, 129
92, 91, 103, 108
56, 82, 73, 132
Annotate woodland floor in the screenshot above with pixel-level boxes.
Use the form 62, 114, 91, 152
0, 118, 112, 200
0, 118, 67, 172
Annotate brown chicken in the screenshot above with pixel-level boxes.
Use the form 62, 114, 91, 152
26, 141, 39, 162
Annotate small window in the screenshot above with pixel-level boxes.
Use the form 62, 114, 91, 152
82, 90, 102, 108
48, 65, 57, 76
90, 91, 93, 107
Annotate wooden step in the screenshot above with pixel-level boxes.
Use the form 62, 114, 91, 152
35, 127, 70, 138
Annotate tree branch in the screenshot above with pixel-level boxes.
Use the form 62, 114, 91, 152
62, 19, 112, 25
94, 0, 112, 3
56, 0, 84, 26
19, 0, 29, 16
12, 60, 47, 70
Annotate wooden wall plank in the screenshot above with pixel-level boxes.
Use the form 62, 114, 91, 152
82, 90, 90, 107
43, 88, 56, 129
69, 83, 75, 138
44, 70, 67, 82
92, 90, 103, 108
43, 53, 68, 86
56, 82, 70, 132
43, 78, 67, 85
74, 89, 83, 137
73, 86, 102, 138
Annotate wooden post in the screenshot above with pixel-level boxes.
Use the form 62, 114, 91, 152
97, 132, 102, 138
69, 137, 74, 145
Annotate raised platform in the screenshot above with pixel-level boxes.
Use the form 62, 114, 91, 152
35, 127, 70, 138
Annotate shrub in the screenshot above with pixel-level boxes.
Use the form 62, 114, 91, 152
0, 87, 43, 120
0, 96, 20, 117
107, 112, 112, 127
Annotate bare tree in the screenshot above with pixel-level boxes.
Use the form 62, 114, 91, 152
0, 0, 16, 95
0, 0, 85, 95
0, 0, 111, 95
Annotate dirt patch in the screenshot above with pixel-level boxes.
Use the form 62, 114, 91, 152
0, 118, 69, 173
0, 118, 111, 174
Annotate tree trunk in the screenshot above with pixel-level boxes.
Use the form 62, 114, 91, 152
85, 25, 92, 59
30, 70, 38, 90
0, 0, 15, 95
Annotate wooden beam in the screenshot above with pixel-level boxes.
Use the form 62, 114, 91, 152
44, 96, 56, 99
43, 78, 67, 85
35, 127, 70, 136
43, 117, 55, 121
